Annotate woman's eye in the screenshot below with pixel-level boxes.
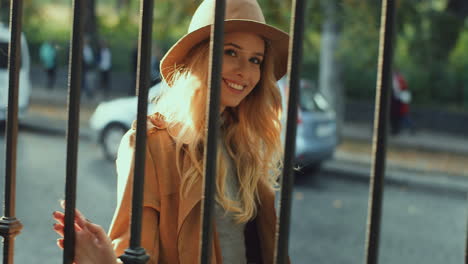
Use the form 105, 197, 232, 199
224, 49, 236, 57
250, 57, 262, 65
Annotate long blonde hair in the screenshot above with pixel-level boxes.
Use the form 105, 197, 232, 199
153, 38, 283, 223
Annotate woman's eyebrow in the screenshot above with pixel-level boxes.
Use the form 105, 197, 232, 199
224, 42, 264, 57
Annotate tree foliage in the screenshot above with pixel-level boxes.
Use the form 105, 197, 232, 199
16, 0, 468, 109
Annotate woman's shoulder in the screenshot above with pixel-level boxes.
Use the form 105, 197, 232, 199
130, 112, 168, 133
120, 113, 174, 150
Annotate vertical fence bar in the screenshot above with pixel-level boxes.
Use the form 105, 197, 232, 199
0, 0, 24, 263
62, 0, 85, 263
363, 0, 396, 263
274, 0, 306, 263
199, 0, 225, 263
119, 0, 153, 263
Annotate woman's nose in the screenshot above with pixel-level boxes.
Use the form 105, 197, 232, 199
233, 59, 248, 77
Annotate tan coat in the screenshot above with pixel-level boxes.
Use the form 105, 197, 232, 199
108, 114, 283, 264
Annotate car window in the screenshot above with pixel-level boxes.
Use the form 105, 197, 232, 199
300, 85, 330, 113
279, 78, 331, 113
300, 84, 317, 112
312, 92, 330, 112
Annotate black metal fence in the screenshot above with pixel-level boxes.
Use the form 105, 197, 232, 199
2, 0, 456, 264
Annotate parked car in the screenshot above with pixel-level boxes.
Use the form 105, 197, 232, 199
89, 82, 162, 161
278, 77, 337, 172
91, 78, 337, 165
0, 23, 31, 121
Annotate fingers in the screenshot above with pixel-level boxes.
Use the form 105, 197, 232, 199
60, 200, 86, 220
54, 226, 93, 247
52, 200, 87, 242
52, 211, 84, 230
84, 222, 108, 244
56, 238, 64, 249
53, 223, 64, 237
58, 200, 86, 229
53, 221, 84, 238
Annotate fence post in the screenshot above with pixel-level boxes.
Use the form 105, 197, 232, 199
199, 0, 225, 263
0, 0, 24, 263
274, 0, 306, 263
119, 0, 153, 263
62, 0, 85, 263
363, 0, 396, 263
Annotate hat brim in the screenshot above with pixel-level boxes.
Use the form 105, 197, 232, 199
160, 19, 289, 85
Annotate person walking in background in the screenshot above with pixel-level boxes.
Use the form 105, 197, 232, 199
82, 37, 95, 99
98, 39, 112, 98
390, 70, 413, 135
130, 43, 138, 96
39, 41, 57, 89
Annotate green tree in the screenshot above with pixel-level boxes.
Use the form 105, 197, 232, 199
397, 0, 468, 105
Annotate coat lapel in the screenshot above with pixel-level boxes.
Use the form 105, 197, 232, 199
177, 154, 203, 235
147, 113, 200, 236
256, 179, 278, 264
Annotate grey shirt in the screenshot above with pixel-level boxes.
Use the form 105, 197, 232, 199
215, 138, 247, 264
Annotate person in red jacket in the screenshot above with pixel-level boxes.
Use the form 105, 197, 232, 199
390, 70, 413, 135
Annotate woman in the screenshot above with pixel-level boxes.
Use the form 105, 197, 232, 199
53, 0, 290, 263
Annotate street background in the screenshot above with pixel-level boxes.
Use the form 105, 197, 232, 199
0, 65, 464, 263
1, 0, 468, 262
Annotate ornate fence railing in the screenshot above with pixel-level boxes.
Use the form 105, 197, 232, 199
1, 1, 451, 264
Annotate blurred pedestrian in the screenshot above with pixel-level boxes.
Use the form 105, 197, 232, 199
390, 70, 413, 135
39, 41, 57, 89
98, 39, 112, 97
82, 37, 95, 98
130, 43, 138, 96
52, 0, 290, 263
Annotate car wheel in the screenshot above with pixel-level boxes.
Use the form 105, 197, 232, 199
101, 123, 128, 161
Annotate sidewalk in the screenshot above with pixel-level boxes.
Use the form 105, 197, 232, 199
23, 73, 129, 138
22, 80, 468, 191
343, 121, 468, 156
328, 122, 468, 193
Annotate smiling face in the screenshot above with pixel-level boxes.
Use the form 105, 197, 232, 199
220, 32, 265, 111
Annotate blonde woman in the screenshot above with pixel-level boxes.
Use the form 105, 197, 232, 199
53, 0, 290, 263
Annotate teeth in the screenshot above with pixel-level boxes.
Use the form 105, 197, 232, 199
227, 81, 244, 90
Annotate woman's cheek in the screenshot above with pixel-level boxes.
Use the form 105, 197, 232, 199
253, 67, 261, 85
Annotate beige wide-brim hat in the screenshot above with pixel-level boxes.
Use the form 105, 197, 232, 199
160, 0, 290, 85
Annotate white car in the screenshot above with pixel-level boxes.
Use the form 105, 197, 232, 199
91, 78, 337, 168
89, 83, 162, 160
0, 23, 31, 121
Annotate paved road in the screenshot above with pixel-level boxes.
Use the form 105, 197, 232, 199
0, 130, 466, 263
0, 130, 116, 263
290, 170, 466, 264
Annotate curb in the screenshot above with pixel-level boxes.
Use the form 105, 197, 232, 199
20, 113, 93, 141
322, 158, 468, 196
342, 126, 468, 157
344, 134, 468, 157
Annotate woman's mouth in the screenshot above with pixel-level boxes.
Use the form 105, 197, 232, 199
223, 79, 245, 94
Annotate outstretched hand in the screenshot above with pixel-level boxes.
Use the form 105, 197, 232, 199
52, 201, 117, 264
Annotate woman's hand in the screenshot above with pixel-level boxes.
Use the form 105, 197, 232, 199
52, 201, 117, 264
